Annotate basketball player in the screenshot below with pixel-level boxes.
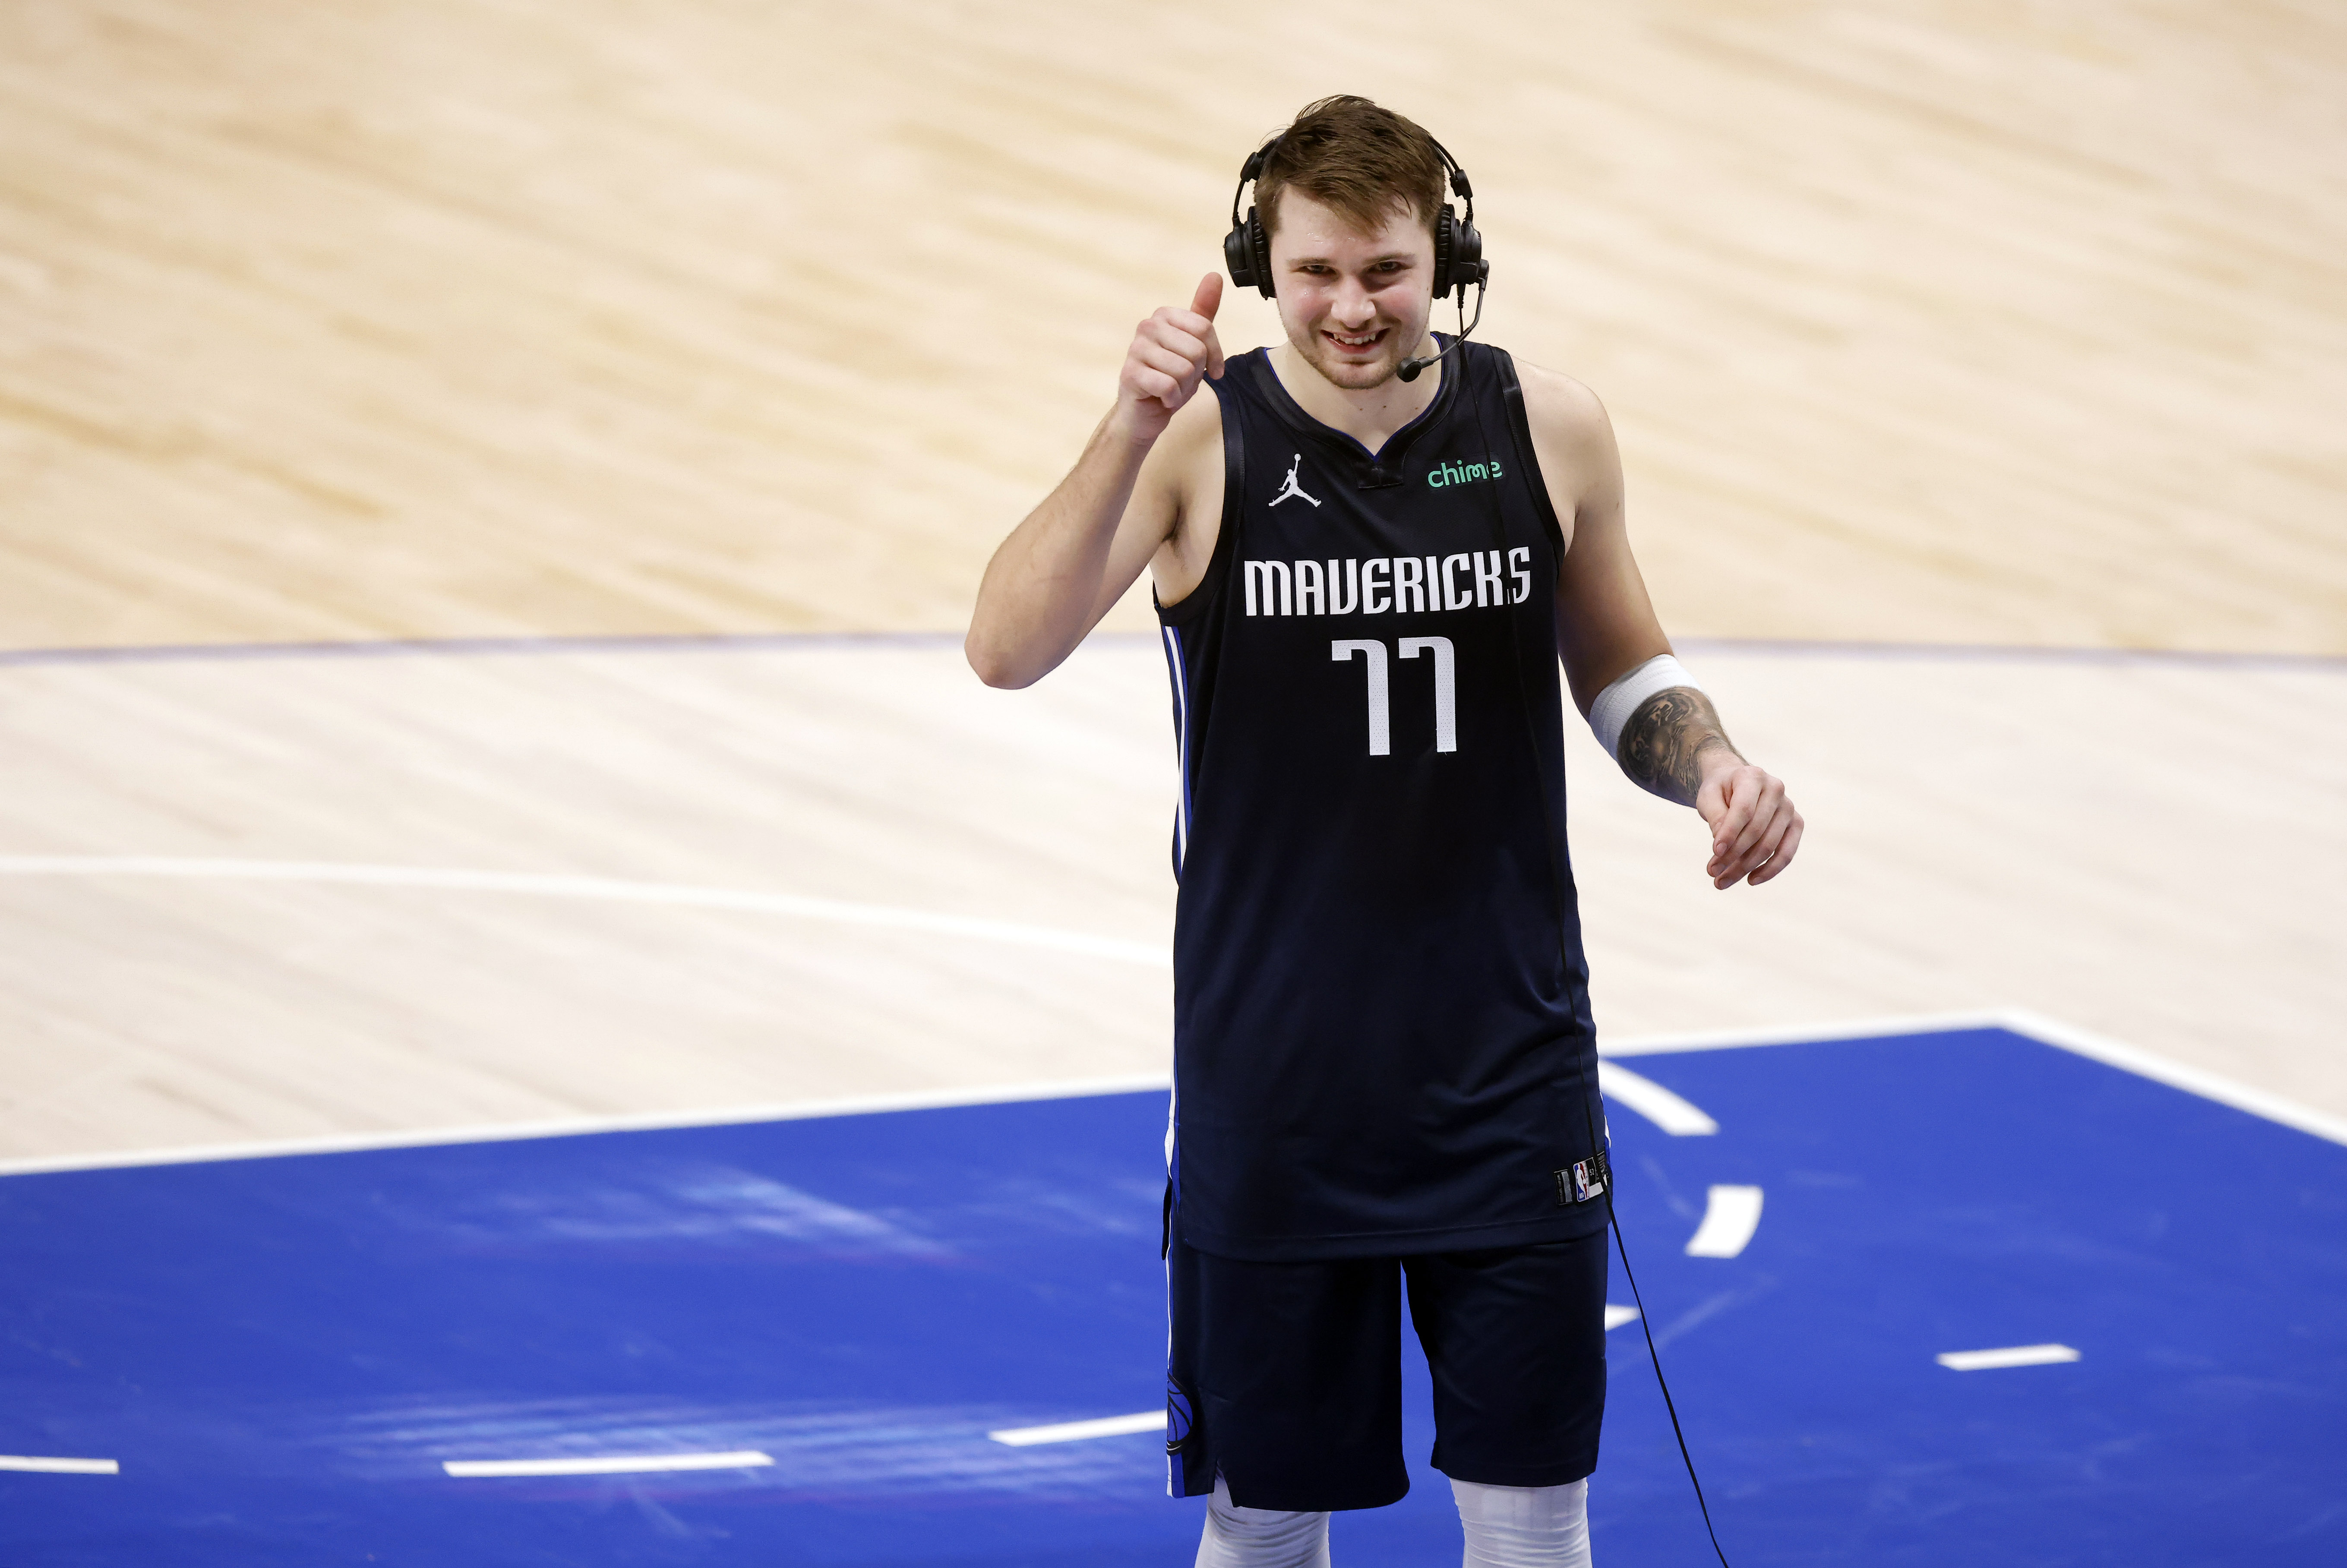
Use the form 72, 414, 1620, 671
967, 97, 1801, 1568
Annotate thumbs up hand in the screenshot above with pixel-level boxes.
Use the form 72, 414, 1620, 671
1115, 273, 1227, 442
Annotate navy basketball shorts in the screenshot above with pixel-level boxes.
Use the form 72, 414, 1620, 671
1165, 1224, 1608, 1512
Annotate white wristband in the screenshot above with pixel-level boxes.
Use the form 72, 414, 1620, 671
1589, 654, 1703, 762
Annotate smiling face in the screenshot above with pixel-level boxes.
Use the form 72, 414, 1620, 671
1266, 188, 1437, 391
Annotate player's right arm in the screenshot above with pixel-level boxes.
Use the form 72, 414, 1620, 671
966, 274, 1227, 689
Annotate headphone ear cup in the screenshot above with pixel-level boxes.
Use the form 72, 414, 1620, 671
1434, 206, 1457, 297
1247, 210, 1275, 299
1450, 217, 1485, 294
1224, 218, 1257, 292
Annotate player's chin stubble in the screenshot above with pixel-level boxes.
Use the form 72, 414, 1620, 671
1294, 328, 1406, 391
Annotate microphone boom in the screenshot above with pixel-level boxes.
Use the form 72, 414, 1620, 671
1397, 272, 1488, 383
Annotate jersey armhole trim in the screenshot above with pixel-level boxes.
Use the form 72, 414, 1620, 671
1492, 348, 1570, 562
1155, 371, 1246, 628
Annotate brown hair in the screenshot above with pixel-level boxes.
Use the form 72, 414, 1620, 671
1254, 96, 1448, 243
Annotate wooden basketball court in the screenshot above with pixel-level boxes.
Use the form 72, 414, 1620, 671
0, 0, 2341, 1160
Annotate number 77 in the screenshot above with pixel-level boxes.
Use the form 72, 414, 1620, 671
1331, 637, 1456, 756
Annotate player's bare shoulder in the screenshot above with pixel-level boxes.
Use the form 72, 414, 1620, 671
1506, 359, 1624, 550
1146, 374, 1229, 609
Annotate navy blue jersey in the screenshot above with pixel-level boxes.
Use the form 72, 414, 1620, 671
1157, 340, 1607, 1262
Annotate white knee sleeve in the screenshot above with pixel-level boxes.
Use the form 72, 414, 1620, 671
1194, 1475, 1332, 1568
1451, 1477, 1592, 1568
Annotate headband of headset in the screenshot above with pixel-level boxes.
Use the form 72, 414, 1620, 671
1222, 130, 1487, 301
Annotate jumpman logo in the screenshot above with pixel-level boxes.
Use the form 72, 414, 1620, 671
1270, 453, 1321, 508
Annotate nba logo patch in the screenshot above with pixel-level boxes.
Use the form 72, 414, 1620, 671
1553, 1151, 1611, 1205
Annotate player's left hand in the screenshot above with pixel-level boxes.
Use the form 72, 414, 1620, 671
1696, 760, 1802, 889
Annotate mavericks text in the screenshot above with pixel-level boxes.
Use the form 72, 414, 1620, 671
1245, 549, 1532, 617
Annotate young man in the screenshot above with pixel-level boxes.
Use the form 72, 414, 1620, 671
968, 97, 1801, 1567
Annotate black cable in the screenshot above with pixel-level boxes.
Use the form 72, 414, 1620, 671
1607, 1197, 1733, 1567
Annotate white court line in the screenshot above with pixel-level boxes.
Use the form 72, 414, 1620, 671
988, 1412, 1161, 1446
1604, 1304, 1640, 1330
443, 1450, 773, 1477
6, 1005, 2339, 1177
1596, 1062, 1718, 1136
1684, 1185, 1765, 1257
0, 1072, 1175, 1177
1936, 1344, 2080, 1372
0, 856, 1168, 968
1595, 1010, 2018, 1057
1997, 1009, 2347, 1151
0, 1060, 1715, 1177
0, 1455, 118, 1474
1598, 1009, 2347, 1150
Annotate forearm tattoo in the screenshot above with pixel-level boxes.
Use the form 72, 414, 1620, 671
1619, 688, 1741, 805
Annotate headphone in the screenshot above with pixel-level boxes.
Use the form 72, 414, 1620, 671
1223, 132, 1489, 301
1224, 129, 1491, 382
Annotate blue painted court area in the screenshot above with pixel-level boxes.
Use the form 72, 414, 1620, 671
2, 1024, 2342, 1566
